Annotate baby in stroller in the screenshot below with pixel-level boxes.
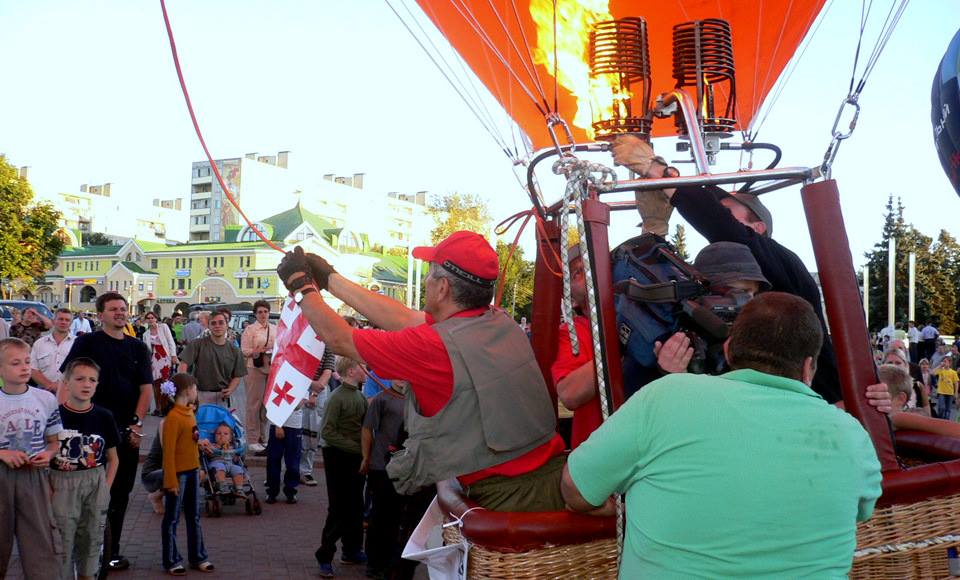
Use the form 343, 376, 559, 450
195, 404, 262, 516
208, 423, 247, 498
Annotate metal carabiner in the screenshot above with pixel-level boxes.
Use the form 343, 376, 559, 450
830, 95, 861, 142
546, 113, 577, 158
821, 96, 862, 179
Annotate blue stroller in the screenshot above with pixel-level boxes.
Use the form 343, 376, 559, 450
195, 404, 262, 517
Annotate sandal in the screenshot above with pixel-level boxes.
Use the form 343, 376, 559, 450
191, 561, 215, 572
167, 565, 186, 576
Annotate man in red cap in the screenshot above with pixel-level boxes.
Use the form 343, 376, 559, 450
277, 231, 566, 516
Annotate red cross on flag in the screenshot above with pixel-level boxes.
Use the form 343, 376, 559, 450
263, 296, 326, 427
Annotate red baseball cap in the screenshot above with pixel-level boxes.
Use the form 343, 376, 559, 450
412, 231, 499, 287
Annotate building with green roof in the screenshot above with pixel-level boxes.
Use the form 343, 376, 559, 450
40, 202, 420, 316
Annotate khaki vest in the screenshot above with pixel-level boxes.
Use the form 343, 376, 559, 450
386, 309, 556, 494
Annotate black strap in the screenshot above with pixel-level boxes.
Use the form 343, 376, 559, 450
614, 279, 706, 304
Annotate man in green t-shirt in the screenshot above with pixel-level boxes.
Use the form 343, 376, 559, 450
177, 310, 246, 406
561, 292, 883, 579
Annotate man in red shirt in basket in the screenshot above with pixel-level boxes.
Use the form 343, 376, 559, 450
276, 231, 566, 513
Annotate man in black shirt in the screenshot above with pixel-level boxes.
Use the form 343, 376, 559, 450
611, 135, 843, 403
61, 292, 152, 571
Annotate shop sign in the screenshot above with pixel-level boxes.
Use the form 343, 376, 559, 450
67, 278, 102, 286
175, 269, 191, 277
173, 290, 188, 297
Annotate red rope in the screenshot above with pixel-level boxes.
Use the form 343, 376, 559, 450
159, 0, 284, 253
492, 201, 567, 307
493, 210, 532, 307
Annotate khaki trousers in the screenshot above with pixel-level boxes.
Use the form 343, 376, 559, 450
245, 368, 269, 445
0, 464, 62, 579
51, 468, 110, 578
463, 454, 567, 512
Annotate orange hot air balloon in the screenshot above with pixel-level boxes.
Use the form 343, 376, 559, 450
413, 0, 826, 148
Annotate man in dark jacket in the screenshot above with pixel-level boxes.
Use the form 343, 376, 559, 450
611, 135, 842, 403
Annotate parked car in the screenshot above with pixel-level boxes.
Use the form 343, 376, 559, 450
0, 300, 54, 322
229, 310, 281, 335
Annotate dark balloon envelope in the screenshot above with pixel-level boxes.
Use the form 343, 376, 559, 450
932, 28, 960, 198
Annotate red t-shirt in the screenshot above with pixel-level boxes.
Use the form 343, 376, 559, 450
353, 308, 564, 485
551, 316, 602, 450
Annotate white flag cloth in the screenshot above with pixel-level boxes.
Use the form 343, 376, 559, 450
263, 295, 325, 427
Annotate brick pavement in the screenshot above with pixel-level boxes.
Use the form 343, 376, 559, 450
5, 412, 428, 579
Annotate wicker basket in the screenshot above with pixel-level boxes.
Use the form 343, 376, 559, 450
851, 492, 960, 579
443, 524, 618, 579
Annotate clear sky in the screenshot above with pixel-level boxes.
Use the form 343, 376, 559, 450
2, 1, 959, 270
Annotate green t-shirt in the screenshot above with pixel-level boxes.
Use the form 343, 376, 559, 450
179, 336, 247, 392
568, 369, 882, 579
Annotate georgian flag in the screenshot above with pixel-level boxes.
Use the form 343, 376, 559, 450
263, 296, 326, 427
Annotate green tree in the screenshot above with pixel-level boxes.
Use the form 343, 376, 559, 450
22, 202, 65, 277
83, 232, 113, 246
671, 224, 689, 260
863, 195, 960, 333
495, 240, 535, 321
429, 192, 492, 243
0, 156, 64, 299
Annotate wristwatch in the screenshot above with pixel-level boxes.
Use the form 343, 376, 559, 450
294, 286, 319, 304
287, 274, 316, 292
131, 415, 143, 428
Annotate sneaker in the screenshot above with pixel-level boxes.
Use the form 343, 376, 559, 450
285, 495, 298, 504
247, 442, 266, 453
108, 556, 130, 571
300, 474, 318, 486
340, 551, 367, 565
318, 562, 335, 577
265, 496, 277, 504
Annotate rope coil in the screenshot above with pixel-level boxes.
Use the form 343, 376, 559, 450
552, 156, 624, 566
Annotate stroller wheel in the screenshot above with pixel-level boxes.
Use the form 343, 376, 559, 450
252, 497, 262, 516
210, 497, 222, 518
245, 497, 253, 515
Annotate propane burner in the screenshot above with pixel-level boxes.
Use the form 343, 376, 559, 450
589, 17, 653, 140
672, 18, 737, 135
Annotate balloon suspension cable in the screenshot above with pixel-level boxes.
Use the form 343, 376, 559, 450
820, 0, 909, 178
493, 210, 534, 308
553, 155, 621, 566
159, 0, 283, 253
384, 0, 521, 163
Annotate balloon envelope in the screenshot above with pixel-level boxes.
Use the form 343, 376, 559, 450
415, 0, 827, 148
932, 28, 960, 198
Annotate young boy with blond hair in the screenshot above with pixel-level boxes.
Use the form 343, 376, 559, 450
315, 356, 369, 577
51, 357, 120, 580
0, 337, 63, 579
